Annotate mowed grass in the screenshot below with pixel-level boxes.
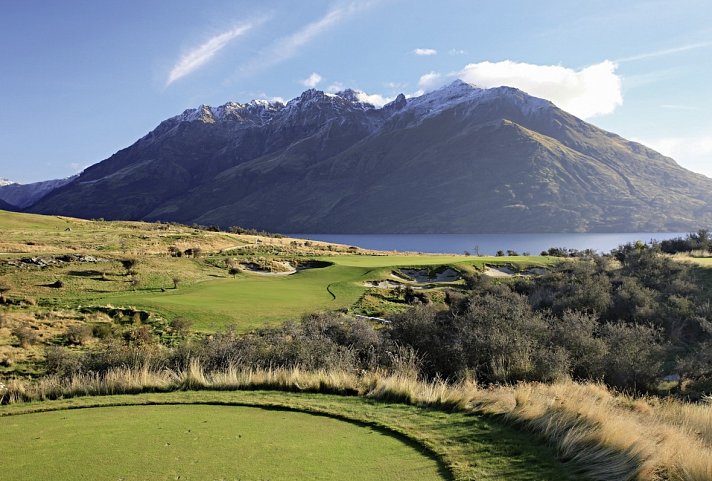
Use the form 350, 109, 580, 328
0, 390, 581, 481
108, 255, 555, 331
0, 404, 445, 481
120, 263, 369, 331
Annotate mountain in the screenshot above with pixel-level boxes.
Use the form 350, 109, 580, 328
0, 198, 18, 211
0, 178, 14, 187
0, 176, 78, 209
29, 81, 712, 233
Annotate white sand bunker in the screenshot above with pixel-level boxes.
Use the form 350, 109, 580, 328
398, 268, 462, 283
483, 266, 516, 278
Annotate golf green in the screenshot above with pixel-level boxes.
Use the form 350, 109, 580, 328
0, 404, 446, 481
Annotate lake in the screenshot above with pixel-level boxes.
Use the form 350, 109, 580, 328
292, 233, 688, 255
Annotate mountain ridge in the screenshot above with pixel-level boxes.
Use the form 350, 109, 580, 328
28, 81, 712, 233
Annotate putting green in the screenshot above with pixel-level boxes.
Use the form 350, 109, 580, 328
0, 404, 445, 481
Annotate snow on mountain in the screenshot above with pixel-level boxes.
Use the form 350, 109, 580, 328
0, 178, 15, 187
166, 81, 553, 134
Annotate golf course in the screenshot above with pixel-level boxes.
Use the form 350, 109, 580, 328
0, 210, 554, 331
0, 390, 581, 481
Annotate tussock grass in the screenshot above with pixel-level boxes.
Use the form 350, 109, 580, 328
3, 365, 712, 481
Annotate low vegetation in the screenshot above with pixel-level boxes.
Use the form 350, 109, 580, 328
3, 210, 712, 481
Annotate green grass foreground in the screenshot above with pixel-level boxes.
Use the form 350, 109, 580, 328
0, 390, 577, 481
1, 403, 444, 481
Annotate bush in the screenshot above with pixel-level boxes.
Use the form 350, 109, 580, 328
65, 324, 93, 345
170, 318, 193, 334
92, 323, 113, 339
12, 326, 39, 348
600, 322, 666, 392
120, 258, 137, 273
548, 310, 607, 380
45, 346, 82, 377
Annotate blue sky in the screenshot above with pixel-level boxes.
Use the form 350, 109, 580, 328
1, 0, 711, 183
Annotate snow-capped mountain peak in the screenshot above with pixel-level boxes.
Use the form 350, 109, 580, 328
167, 79, 555, 133
0, 178, 15, 187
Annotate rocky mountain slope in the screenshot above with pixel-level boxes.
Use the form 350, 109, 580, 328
29, 81, 712, 232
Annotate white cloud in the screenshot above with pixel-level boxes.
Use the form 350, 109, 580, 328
616, 41, 712, 63
355, 91, 393, 107
251, 1, 377, 72
456, 60, 623, 119
636, 134, 712, 178
384, 81, 408, 89
326, 82, 345, 93
301, 72, 323, 88
167, 21, 261, 86
413, 48, 437, 56
448, 48, 466, 56
418, 71, 442, 89
69, 162, 87, 173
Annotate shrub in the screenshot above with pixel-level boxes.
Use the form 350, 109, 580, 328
170, 318, 193, 334
124, 325, 155, 345
65, 324, 93, 345
600, 321, 666, 392
120, 258, 137, 274
45, 346, 82, 377
12, 326, 39, 348
92, 323, 113, 339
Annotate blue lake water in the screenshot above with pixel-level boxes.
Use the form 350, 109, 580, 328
292, 233, 688, 255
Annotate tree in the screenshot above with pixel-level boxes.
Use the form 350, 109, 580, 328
228, 267, 241, 278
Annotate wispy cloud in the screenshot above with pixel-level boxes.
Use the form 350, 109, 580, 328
167, 20, 265, 86
448, 48, 466, 56
636, 133, 712, 178
248, 1, 378, 73
660, 104, 700, 111
615, 41, 712, 63
326, 82, 345, 93
413, 48, 437, 56
384, 81, 407, 89
301, 72, 323, 88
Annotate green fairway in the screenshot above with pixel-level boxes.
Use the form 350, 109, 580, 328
121, 263, 369, 331
0, 390, 581, 481
106, 255, 554, 331
0, 404, 444, 481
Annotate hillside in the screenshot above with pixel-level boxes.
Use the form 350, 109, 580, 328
29, 81, 712, 233
0, 176, 77, 209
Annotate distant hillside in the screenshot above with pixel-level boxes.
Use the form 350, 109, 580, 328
0, 198, 18, 211
30, 81, 712, 233
0, 176, 77, 209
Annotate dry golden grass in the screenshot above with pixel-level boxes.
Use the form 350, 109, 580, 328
3, 364, 712, 481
